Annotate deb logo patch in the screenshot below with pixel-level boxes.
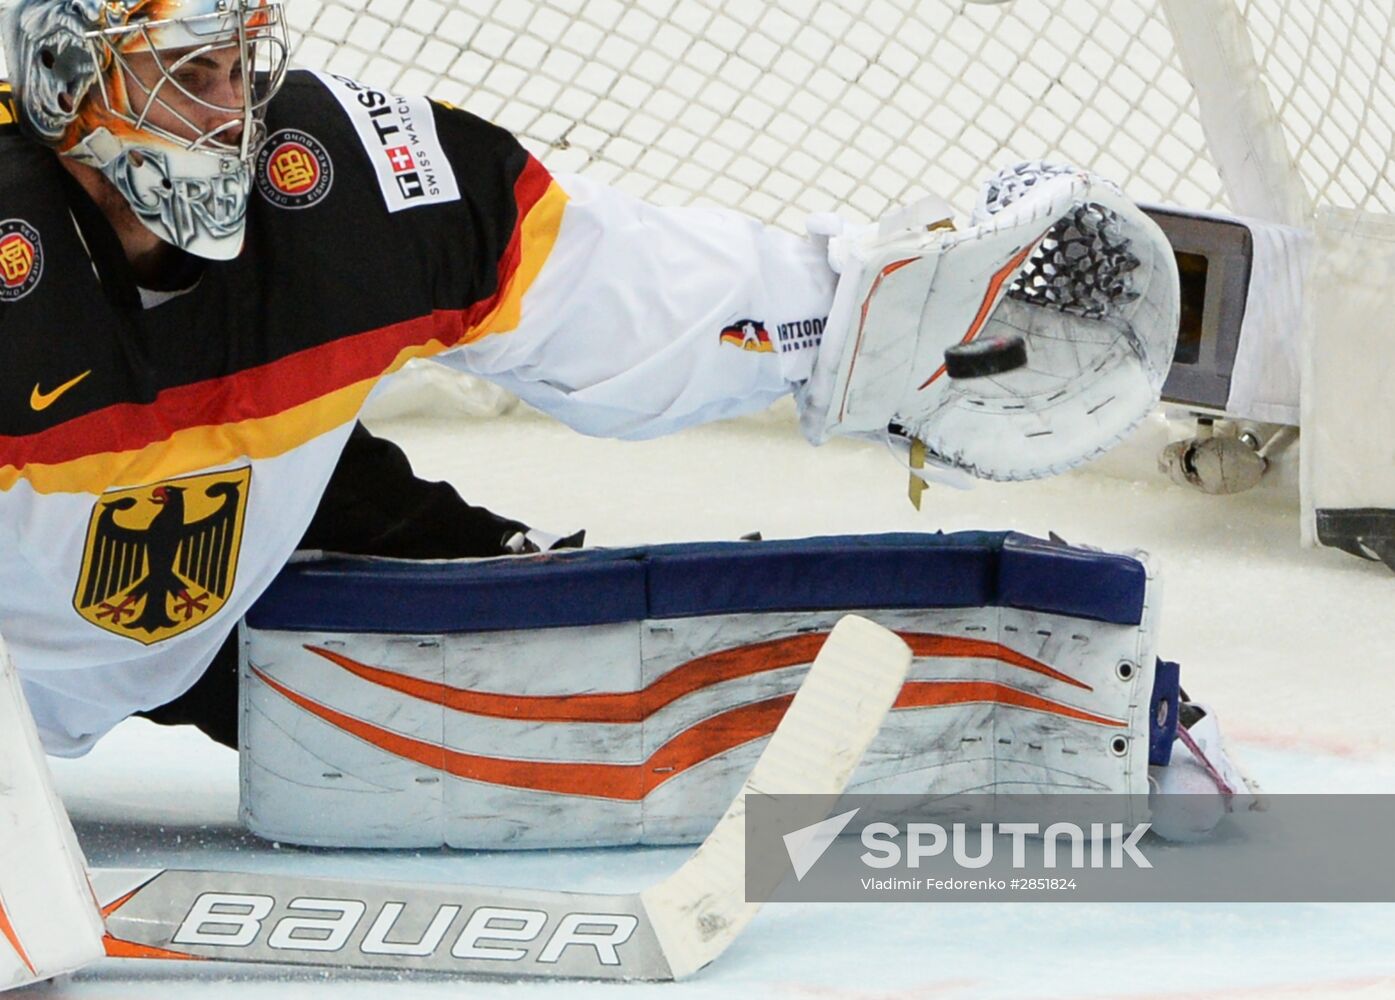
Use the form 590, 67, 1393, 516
74, 468, 250, 645
313, 70, 460, 213
256, 129, 333, 209
719, 318, 775, 353
0, 219, 43, 302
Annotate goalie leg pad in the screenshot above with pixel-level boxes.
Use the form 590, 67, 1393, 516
240, 532, 1175, 849
0, 639, 106, 991
800, 163, 1180, 481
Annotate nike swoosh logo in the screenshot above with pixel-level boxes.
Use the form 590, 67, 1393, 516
30, 370, 92, 411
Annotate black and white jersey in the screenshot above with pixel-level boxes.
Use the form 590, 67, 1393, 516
0, 71, 833, 754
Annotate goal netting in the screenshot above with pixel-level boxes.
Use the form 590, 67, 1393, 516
2, 1, 1387, 221
281, 0, 1393, 229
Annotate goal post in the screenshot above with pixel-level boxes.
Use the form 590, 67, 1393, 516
1159, 0, 1312, 227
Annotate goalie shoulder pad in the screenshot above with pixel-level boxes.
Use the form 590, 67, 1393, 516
799, 163, 1180, 482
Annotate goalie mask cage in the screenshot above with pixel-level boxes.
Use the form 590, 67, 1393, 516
272, 0, 1393, 229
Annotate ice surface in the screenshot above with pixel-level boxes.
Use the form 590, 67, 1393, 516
43, 406, 1395, 998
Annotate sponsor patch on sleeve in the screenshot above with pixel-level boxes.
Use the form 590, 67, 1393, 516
311, 70, 461, 213
255, 129, 334, 208
775, 317, 825, 354
0, 219, 43, 301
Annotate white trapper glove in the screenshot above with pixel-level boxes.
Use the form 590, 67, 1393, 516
797, 161, 1180, 483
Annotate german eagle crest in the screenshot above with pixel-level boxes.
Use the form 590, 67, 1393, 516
74, 468, 250, 643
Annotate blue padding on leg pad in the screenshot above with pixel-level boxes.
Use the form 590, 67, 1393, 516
246, 531, 1147, 633
1150, 659, 1182, 766
247, 553, 648, 632
645, 533, 999, 617
999, 534, 1147, 625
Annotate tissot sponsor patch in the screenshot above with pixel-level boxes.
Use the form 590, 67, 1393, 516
256, 129, 333, 208
719, 319, 774, 353
0, 219, 43, 301
312, 71, 461, 212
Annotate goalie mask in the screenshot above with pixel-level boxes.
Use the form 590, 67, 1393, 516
1, 0, 289, 259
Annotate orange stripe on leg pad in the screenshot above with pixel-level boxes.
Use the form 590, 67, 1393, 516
254, 665, 1119, 800
895, 680, 1124, 727
306, 632, 831, 723
303, 629, 1090, 726
253, 664, 791, 800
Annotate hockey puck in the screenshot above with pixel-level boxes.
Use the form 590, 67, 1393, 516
943, 334, 1027, 378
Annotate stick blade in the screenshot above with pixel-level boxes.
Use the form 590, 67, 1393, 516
641, 615, 911, 979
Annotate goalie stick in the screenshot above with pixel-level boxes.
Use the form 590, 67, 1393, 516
90, 615, 912, 982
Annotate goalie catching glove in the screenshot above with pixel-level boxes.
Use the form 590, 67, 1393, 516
799, 162, 1180, 482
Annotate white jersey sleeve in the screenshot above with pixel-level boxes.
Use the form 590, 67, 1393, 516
437, 172, 836, 439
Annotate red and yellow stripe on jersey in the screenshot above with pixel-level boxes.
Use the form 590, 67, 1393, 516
0, 158, 564, 496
